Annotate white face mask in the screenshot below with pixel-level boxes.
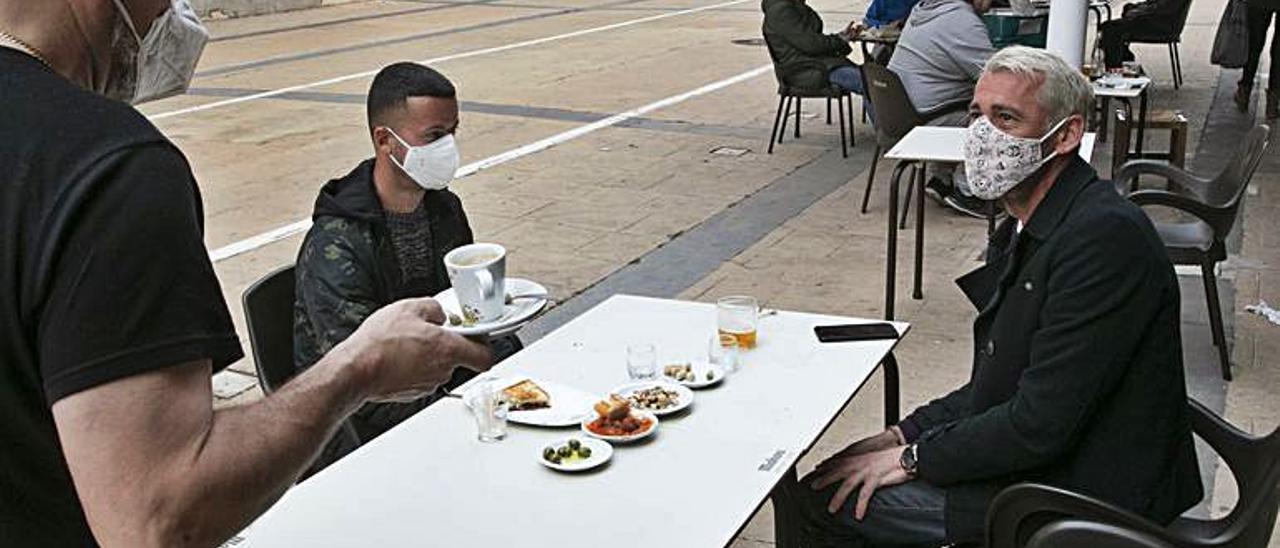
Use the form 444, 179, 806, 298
388, 130, 460, 191
963, 116, 1069, 200
106, 0, 208, 104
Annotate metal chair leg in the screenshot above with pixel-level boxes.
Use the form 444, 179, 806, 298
885, 161, 914, 321
767, 95, 786, 154
777, 96, 792, 144
1169, 43, 1181, 89
1202, 261, 1232, 381
847, 93, 857, 147
837, 94, 848, 158
826, 97, 832, 125
794, 97, 802, 138
862, 145, 881, 214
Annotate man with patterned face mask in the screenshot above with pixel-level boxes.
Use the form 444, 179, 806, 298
293, 63, 518, 475
0, 3, 492, 546
774, 47, 1201, 547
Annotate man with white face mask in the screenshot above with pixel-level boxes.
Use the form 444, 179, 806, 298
774, 47, 1201, 547
293, 63, 514, 473
0, 3, 491, 546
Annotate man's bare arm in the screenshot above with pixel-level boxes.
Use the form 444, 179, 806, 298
52, 298, 492, 548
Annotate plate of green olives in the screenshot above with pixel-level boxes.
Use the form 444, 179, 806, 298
539, 437, 613, 472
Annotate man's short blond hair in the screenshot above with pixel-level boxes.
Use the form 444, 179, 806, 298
983, 46, 1094, 128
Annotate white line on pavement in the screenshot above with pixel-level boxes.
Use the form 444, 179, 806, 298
152, 0, 752, 121
208, 64, 772, 263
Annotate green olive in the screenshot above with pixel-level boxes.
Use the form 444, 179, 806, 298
568, 439, 582, 451
578, 446, 593, 458
543, 447, 557, 461
557, 446, 573, 459
550, 455, 562, 464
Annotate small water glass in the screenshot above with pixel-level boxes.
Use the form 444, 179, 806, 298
627, 343, 658, 380
709, 334, 739, 374
466, 377, 509, 443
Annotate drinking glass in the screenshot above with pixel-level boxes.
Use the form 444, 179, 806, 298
709, 333, 739, 374
466, 377, 509, 442
717, 296, 759, 350
626, 343, 658, 380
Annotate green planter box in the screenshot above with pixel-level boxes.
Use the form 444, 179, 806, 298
982, 12, 1048, 48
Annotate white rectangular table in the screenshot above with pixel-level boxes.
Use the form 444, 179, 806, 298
233, 295, 909, 548
879, 127, 1097, 319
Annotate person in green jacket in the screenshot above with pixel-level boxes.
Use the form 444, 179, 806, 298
762, 0, 865, 99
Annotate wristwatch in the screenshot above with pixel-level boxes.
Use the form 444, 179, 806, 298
899, 443, 919, 478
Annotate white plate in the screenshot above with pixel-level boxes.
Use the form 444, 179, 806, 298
539, 437, 613, 473
460, 377, 597, 427
661, 359, 726, 389
581, 410, 659, 444
611, 381, 694, 416
435, 278, 549, 337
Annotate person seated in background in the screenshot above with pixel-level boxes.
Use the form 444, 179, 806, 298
888, 0, 995, 217
862, 0, 919, 30
293, 62, 521, 471
1098, 0, 1192, 70
762, 0, 866, 99
774, 47, 1202, 548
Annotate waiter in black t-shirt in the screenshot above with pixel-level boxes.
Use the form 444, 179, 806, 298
0, 1, 493, 546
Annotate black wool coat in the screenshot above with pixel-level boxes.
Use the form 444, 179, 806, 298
900, 157, 1203, 543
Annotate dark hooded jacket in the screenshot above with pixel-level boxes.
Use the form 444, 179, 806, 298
292, 158, 476, 450
762, 0, 855, 91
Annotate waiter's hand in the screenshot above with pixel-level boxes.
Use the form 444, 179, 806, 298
336, 297, 494, 402
810, 446, 910, 520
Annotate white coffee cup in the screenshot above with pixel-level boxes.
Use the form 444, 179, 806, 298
444, 243, 507, 324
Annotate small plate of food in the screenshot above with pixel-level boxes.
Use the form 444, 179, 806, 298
612, 382, 693, 417
581, 395, 658, 443
457, 377, 596, 427
539, 437, 613, 473
662, 359, 725, 389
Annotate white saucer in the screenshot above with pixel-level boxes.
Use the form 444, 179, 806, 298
435, 278, 549, 337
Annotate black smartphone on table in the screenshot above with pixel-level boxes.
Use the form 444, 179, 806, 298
813, 323, 899, 343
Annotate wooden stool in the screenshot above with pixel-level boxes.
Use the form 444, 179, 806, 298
1112, 108, 1188, 177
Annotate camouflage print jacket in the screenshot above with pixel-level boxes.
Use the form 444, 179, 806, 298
293, 159, 477, 450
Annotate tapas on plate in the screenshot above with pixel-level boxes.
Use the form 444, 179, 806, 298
581, 395, 658, 443
662, 359, 725, 389
612, 382, 694, 416
539, 437, 613, 472
462, 377, 594, 427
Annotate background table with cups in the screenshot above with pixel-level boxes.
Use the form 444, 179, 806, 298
231, 295, 908, 547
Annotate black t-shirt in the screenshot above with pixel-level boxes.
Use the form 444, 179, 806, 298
0, 49, 243, 546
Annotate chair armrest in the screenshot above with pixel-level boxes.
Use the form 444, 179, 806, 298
1127, 189, 1232, 236
987, 483, 1181, 548
1114, 159, 1209, 194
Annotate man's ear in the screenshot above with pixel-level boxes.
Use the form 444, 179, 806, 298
372, 127, 396, 158
1054, 114, 1086, 155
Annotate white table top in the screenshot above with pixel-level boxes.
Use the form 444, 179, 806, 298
884, 126, 1097, 164
1092, 76, 1152, 98
233, 295, 908, 548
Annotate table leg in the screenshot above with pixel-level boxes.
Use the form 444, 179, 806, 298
912, 164, 925, 300
1135, 89, 1149, 158
882, 353, 900, 427
885, 162, 912, 321
772, 467, 802, 548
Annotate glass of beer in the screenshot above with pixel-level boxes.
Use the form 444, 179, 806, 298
717, 296, 759, 350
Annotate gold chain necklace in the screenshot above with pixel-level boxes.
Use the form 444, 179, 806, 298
0, 29, 51, 68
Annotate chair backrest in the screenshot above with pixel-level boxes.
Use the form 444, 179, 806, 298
1183, 397, 1280, 547
1203, 124, 1270, 219
860, 61, 928, 145
241, 264, 298, 394
1025, 520, 1178, 548
986, 398, 1280, 548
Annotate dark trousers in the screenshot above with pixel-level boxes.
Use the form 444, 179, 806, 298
775, 473, 949, 548
1099, 17, 1156, 68
1243, 5, 1279, 90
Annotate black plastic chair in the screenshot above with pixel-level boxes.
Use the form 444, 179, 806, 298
1115, 125, 1271, 381
1126, 0, 1194, 89
987, 398, 1280, 548
762, 33, 857, 159
242, 265, 361, 475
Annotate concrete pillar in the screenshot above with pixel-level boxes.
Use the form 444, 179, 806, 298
1045, 0, 1089, 68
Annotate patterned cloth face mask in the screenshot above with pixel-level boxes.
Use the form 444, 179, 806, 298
963, 115, 1069, 200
